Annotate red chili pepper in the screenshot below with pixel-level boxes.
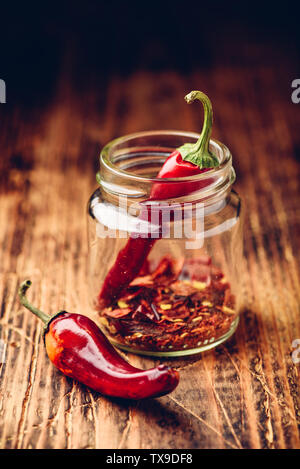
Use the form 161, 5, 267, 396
99, 91, 219, 306
149, 150, 211, 201
18, 280, 179, 399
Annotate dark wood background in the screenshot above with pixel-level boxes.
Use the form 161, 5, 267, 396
0, 1, 299, 449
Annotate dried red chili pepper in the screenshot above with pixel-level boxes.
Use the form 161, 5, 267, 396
99, 91, 219, 306
18, 280, 179, 399
151, 91, 218, 200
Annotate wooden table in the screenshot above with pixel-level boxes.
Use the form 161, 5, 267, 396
0, 58, 300, 449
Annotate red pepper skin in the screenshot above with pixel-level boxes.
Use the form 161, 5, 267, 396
45, 311, 179, 399
99, 237, 156, 306
150, 150, 210, 200
157, 150, 202, 178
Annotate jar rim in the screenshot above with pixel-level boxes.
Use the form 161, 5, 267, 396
99, 130, 232, 184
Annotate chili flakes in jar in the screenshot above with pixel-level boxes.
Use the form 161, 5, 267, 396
97, 255, 237, 353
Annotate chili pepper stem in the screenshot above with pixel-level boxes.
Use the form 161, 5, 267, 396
18, 280, 50, 325
178, 90, 219, 168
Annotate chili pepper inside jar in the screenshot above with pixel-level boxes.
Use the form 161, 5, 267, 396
87, 91, 243, 357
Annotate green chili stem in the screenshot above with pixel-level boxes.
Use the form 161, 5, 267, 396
178, 90, 218, 168
18, 280, 50, 325
185, 90, 212, 153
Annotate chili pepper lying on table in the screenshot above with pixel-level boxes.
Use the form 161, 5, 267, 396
18, 280, 179, 399
98, 91, 219, 306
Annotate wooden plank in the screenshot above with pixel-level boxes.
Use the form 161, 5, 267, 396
0, 64, 299, 449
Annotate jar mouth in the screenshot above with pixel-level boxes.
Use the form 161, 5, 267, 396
100, 130, 232, 183
98, 130, 235, 203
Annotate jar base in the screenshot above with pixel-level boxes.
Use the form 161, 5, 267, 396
108, 316, 239, 357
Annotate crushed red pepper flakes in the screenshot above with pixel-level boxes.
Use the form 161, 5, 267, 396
169, 281, 199, 297
104, 308, 131, 319
97, 256, 237, 352
150, 303, 160, 320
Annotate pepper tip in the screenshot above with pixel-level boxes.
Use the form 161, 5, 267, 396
19, 279, 32, 293
184, 90, 201, 104
184, 91, 194, 104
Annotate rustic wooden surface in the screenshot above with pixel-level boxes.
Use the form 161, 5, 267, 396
0, 60, 300, 449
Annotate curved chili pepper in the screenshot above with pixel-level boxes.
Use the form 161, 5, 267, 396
99, 91, 219, 306
151, 90, 218, 200
18, 280, 179, 399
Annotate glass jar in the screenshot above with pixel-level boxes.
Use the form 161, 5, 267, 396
87, 130, 243, 357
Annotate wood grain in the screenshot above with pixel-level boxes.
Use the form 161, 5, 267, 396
0, 63, 300, 449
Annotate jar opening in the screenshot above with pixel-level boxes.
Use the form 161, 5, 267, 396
98, 130, 235, 203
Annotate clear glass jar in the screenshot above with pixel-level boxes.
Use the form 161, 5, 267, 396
87, 130, 243, 357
